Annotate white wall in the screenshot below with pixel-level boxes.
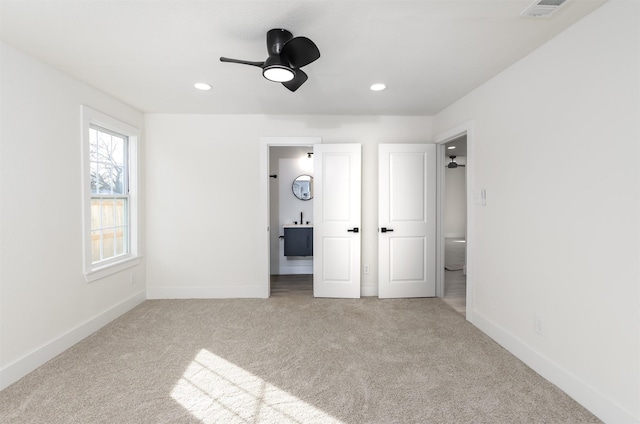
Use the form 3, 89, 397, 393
444, 159, 466, 238
0, 43, 146, 389
434, 1, 639, 422
145, 115, 432, 298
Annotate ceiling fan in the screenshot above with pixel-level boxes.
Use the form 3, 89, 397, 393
447, 156, 466, 169
220, 28, 320, 92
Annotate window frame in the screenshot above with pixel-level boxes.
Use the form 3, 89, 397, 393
81, 106, 140, 282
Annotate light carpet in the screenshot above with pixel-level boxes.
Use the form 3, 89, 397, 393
0, 297, 600, 423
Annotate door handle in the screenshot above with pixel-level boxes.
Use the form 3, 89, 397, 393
347, 227, 359, 233
380, 227, 394, 233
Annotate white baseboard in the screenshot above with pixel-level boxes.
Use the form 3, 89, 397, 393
149, 285, 380, 299
0, 290, 146, 391
472, 312, 638, 424
147, 285, 267, 299
278, 265, 313, 275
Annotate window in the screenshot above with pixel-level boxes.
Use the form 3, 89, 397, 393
82, 106, 140, 281
90, 125, 129, 262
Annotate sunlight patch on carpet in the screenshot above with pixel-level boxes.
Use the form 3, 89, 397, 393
171, 349, 344, 424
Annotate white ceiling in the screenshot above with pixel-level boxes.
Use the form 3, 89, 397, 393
0, 0, 606, 116
444, 134, 467, 157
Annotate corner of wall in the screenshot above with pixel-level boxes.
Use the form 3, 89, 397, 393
472, 312, 639, 424
0, 291, 145, 391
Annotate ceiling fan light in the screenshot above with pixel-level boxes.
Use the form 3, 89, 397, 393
194, 82, 212, 91
263, 66, 295, 82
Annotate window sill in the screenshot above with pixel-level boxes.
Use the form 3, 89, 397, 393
84, 255, 142, 283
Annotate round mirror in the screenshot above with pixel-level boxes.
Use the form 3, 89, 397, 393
292, 174, 313, 201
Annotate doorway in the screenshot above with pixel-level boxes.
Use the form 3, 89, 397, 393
441, 135, 467, 315
259, 137, 321, 298
268, 145, 317, 297
260, 138, 363, 299
435, 122, 474, 320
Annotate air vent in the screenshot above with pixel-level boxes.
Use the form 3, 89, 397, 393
521, 0, 568, 17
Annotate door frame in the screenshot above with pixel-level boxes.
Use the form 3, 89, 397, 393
259, 137, 322, 298
434, 121, 474, 321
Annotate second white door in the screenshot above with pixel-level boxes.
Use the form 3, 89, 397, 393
378, 144, 436, 298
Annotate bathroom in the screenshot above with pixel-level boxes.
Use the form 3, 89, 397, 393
269, 146, 314, 294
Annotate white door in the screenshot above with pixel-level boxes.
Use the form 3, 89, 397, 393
313, 144, 361, 298
378, 144, 436, 298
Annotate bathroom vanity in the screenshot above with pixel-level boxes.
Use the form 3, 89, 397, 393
283, 225, 313, 257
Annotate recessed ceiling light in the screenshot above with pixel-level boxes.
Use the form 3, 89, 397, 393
447, 146, 456, 150
194, 82, 212, 91
370, 83, 386, 91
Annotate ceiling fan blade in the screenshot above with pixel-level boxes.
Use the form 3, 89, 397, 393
281, 37, 320, 68
219, 57, 264, 68
282, 69, 308, 92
